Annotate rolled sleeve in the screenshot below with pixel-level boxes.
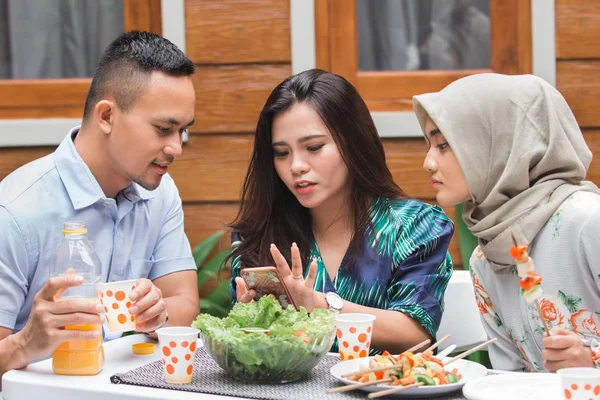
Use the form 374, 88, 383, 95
0, 206, 32, 330
387, 205, 454, 339
147, 184, 196, 281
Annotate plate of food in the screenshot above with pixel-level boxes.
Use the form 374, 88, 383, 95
329, 347, 489, 398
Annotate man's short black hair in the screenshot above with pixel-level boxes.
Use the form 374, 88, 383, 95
83, 30, 195, 119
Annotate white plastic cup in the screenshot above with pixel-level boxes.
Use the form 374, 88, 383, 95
557, 368, 600, 400
99, 279, 137, 332
156, 327, 200, 384
335, 313, 376, 360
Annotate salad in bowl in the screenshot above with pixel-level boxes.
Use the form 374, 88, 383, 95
192, 295, 336, 383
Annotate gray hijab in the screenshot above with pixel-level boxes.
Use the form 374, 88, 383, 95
413, 73, 599, 272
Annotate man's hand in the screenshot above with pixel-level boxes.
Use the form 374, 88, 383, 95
18, 274, 104, 363
128, 278, 167, 333
542, 327, 594, 371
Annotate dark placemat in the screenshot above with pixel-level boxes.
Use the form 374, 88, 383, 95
110, 347, 469, 400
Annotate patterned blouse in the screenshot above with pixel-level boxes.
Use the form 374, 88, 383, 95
470, 191, 600, 371
230, 197, 454, 352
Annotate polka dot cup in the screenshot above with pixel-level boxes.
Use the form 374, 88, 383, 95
99, 279, 137, 333
156, 327, 200, 384
557, 368, 600, 400
334, 313, 376, 361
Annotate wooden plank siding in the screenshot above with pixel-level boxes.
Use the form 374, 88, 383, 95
4, 0, 600, 275
556, 0, 600, 60
556, 61, 600, 128
6, 130, 600, 267
191, 65, 291, 133
185, 0, 290, 64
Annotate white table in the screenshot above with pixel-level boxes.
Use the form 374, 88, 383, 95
2, 334, 242, 400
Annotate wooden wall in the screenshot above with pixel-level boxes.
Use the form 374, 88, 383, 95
1, 0, 599, 282
555, 0, 600, 185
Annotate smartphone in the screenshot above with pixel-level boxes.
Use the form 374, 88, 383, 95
240, 266, 298, 310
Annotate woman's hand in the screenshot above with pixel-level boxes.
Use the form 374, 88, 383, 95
235, 277, 256, 303
270, 243, 320, 312
541, 327, 594, 371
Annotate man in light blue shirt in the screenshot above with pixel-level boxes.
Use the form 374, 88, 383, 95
0, 31, 199, 384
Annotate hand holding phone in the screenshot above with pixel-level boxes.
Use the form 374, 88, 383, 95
240, 266, 298, 310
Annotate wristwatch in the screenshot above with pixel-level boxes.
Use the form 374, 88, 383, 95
324, 292, 344, 313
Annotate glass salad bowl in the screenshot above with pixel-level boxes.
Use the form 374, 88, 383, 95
193, 296, 336, 383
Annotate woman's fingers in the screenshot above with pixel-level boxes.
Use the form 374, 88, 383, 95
290, 242, 303, 278
235, 277, 255, 303
270, 243, 292, 278
304, 260, 317, 289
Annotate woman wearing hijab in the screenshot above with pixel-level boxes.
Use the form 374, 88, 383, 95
413, 73, 600, 372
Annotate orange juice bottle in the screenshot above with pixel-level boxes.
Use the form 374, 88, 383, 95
50, 222, 104, 375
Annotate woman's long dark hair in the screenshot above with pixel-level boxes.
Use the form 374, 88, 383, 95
229, 69, 406, 271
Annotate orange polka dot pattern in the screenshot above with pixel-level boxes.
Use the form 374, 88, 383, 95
336, 324, 373, 361
562, 382, 600, 400
100, 284, 136, 332
161, 338, 197, 383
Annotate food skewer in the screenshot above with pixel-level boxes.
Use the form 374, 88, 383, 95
443, 338, 497, 366
341, 338, 431, 378
367, 382, 425, 399
338, 337, 496, 382
421, 334, 451, 354
510, 234, 551, 336
327, 378, 393, 393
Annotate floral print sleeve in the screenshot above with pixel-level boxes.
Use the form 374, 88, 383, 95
467, 193, 600, 372
580, 211, 600, 369
470, 266, 533, 372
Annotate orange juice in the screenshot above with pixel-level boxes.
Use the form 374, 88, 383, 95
52, 324, 104, 375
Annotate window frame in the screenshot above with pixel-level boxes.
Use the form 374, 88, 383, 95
290, 0, 556, 138
0, 0, 189, 147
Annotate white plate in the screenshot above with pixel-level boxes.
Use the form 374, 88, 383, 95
463, 373, 561, 400
330, 357, 487, 398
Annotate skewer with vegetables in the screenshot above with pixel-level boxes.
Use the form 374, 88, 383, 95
510, 234, 551, 335
346, 350, 462, 387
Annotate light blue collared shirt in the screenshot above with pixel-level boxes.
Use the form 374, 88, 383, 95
0, 128, 196, 334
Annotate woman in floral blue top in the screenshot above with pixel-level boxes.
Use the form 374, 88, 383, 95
228, 69, 454, 354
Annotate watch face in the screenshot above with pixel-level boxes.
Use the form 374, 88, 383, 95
326, 292, 343, 309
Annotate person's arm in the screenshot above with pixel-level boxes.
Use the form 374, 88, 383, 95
329, 205, 454, 353
131, 270, 199, 335
0, 327, 29, 386
346, 205, 453, 353
266, 241, 436, 354
0, 207, 105, 388
313, 293, 431, 354
128, 177, 199, 334
541, 210, 600, 370
469, 268, 530, 372
0, 276, 104, 389
264, 205, 454, 354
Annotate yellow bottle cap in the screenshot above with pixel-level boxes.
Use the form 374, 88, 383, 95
132, 343, 156, 355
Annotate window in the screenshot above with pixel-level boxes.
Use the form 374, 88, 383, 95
0, 0, 162, 121
315, 0, 532, 113
357, 0, 491, 72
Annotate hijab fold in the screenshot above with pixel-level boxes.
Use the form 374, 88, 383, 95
413, 73, 599, 271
